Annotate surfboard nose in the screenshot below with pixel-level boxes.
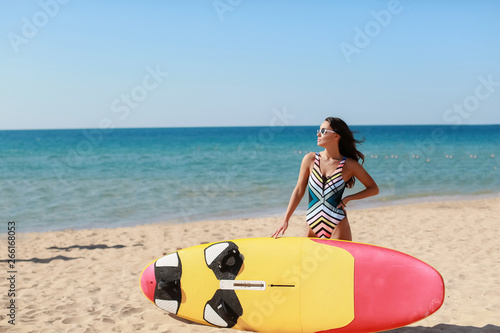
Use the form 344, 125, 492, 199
312, 239, 445, 332
140, 262, 156, 303
379, 258, 444, 317
355, 250, 445, 330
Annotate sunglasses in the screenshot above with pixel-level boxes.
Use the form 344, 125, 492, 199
317, 128, 336, 135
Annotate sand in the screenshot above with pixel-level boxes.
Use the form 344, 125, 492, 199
1, 197, 500, 333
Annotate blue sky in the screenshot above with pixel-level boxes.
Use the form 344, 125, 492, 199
1, 0, 499, 129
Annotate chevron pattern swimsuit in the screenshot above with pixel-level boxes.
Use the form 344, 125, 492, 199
306, 153, 347, 238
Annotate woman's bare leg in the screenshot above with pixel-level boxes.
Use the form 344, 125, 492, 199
330, 217, 352, 241
304, 225, 317, 237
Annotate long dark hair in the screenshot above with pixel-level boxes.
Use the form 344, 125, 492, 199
325, 117, 365, 188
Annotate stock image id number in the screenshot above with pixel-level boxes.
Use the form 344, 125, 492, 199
7, 221, 16, 269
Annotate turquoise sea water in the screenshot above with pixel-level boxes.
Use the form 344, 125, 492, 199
1, 125, 499, 232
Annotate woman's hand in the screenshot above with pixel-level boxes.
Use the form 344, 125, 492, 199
271, 220, 289, 239
337, 196, 351, 210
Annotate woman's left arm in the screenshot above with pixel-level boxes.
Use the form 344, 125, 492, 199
339, 159, 379, 208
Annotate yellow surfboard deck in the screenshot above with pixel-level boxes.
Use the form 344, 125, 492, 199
141, 237, 354, 332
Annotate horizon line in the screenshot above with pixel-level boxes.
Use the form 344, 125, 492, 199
1, 123, 500, 131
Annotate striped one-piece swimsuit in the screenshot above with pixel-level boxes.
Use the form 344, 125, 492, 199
306, 153, 347, 238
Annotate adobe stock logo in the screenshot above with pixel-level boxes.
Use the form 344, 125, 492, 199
213, 0, 243, 21
339, 0, 404, 64
443, 74, 500, 126
7, 0, 70, 54
49, 64, 168, 183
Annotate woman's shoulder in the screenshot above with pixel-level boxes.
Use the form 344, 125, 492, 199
300, 152, 317, 166
303, 152, 317, 161
343, 157, 364, 171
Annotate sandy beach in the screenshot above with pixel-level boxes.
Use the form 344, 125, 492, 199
1, 197, 500, 333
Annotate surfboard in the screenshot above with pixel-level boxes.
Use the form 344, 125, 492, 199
140, 237, 444, 332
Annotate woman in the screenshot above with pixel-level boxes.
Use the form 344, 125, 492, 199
272, 117, 379, 240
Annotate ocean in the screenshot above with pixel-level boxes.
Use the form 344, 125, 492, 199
1, 125, 499, 232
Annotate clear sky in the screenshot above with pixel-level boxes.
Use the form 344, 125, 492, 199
1, 0, 499, 129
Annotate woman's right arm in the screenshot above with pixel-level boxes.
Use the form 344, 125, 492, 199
271, 152, 315, 238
